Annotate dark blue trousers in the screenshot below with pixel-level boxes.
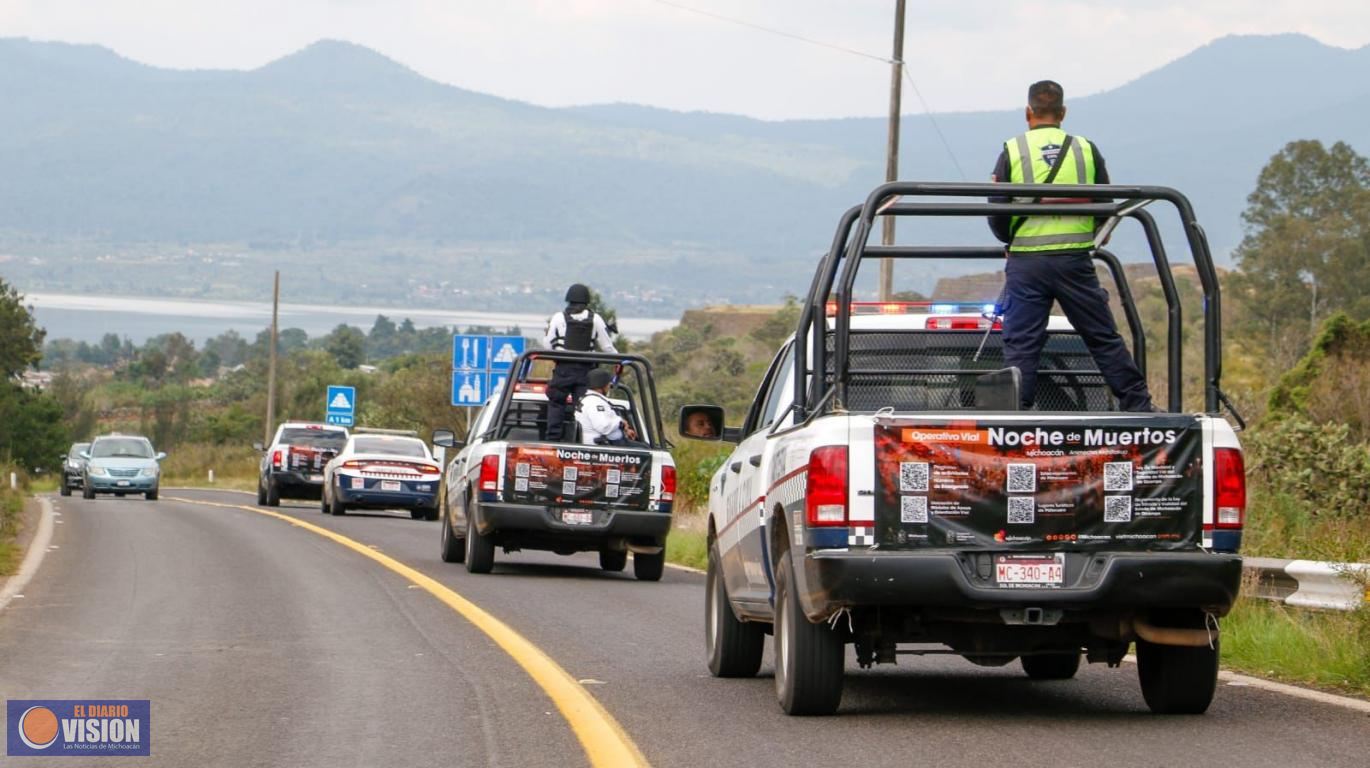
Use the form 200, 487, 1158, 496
1002, 252, 1153, 411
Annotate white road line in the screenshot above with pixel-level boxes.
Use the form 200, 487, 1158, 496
0, 497, 55, 613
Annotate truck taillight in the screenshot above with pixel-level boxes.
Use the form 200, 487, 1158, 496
479, 455, 500, 492
1214, 448, 1245, 529
805, 446, 848, 527
661, 465, 676, 502
272, 449, 283, 469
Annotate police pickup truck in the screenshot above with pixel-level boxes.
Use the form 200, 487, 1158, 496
681, 182, 1246, 716
434, 351, 676, 581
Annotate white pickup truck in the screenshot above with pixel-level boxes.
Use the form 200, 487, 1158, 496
682, 182, 1246, 716
434, 351, 677, 581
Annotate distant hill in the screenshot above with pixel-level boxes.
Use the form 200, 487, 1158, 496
1, 34, 1367, 313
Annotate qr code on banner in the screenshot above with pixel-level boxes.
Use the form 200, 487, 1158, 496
899, 462, 930, 492
562, 481, 578, 496
1104, 495, 1132, 522
900, 495, 928, 524
515, 463, 530, 478
606, 484, 620, 498
1104, 461, 1134, 492
606, 468, 621, 484
1007, 463, 1037, 493
514, 478, 529, 492
1007, 496, 1035, 524
563, 466, 578, 481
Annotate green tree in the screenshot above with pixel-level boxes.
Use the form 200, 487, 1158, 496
1229, 140, 1370, 370
323, 325, 366, 369
0, 279, 45, 378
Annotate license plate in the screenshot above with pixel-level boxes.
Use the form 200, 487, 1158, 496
994, 554, 1064, 588
381, 480, 402, 492
561, 510, 593, 525
350, 477, 365, 490
116, 480, 130, 487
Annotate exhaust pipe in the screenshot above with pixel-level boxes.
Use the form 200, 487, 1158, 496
1129, 616, 1215, 647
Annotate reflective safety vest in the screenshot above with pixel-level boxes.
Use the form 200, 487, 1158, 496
1004, 126, 1097, 253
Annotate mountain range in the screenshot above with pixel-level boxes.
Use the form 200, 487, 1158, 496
1, 33, 1367, 314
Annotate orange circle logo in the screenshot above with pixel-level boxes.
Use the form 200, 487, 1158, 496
18, 706, 59, 749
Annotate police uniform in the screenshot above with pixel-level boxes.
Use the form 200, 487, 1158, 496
576, 390, 627, 445
542, 285, 617, 441
989, 125, 1154, 412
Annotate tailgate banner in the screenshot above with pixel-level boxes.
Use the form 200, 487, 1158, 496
873, 418, 1203, 550
504, 445, 652, 509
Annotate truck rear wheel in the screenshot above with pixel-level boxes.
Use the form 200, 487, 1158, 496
257, 479, 267, 506
774, 550, 844, 715
1137, 637, 1219, 714
265, 478, 281, 507
599, 550, 627, 572
1021, 652, 1081, 680
464, 512, 495, 574
706, 542, 763, 678
633, 548, 665, 581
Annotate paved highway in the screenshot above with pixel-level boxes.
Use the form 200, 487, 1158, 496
1, 489, 1366, 767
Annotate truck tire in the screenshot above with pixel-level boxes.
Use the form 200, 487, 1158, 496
633, 549, 665, 582
440, 506, 466, 564
257, 479, 267, 506
265, 477, 281, 507
706, 542, 764, 678
464, 511, 495, 574
599, 550, 627, 572
1137, 637, 1219, 714
1021, 652, 1081, 680
774, 549, 844, 715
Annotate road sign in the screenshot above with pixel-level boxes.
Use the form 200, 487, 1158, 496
452, 335, 488, 372
490, 372, 509, 396
326, 385, 356, 427
451, 371, 488, 407
487, 336, 526, 373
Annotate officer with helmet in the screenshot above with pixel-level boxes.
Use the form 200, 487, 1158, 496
988, 79, 1155, 412
542, 283, 618, 441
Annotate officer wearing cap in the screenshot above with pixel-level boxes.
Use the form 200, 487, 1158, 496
576, 369, 644, 447
988, 80, 1155, 412
543, 284, 617, 441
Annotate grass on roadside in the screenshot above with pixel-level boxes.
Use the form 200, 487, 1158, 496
1222, 596, 1370, 697
0, 483, 25, 576
666, 527, 707, 571
160, 442, 259, 489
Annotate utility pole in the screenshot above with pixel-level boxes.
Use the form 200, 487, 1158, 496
878, 0, 906, 301
264, 271, 280, 447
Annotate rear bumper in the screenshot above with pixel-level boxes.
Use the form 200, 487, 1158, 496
802, 550, 1242, 620
269, 470, 324, 489
477, 501, 672, 542
336, 487, 437, 510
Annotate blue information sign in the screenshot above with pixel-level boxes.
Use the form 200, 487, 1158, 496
452, 335, 488, 372
451, 371, 488, 406
325, 385, 356, 427
487, 336, 526, 373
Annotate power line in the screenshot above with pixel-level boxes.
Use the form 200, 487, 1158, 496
646, 0, 891, 64
903, 66, 966, 180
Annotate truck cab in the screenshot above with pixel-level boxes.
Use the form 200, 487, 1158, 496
683, 182, 1246, 716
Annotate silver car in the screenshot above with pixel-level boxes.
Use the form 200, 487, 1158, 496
82, 435, 166, 501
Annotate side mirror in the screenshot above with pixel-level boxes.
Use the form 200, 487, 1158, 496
154, 452, 167, 461
252, 441, 264, 452
432, 428, 462, 449
678, 404, 726, 442
79, 451, 92, 460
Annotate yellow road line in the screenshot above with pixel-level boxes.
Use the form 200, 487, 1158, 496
168, 496, 649, 768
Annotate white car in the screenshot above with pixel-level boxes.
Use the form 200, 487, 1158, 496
321, 432, 442, 520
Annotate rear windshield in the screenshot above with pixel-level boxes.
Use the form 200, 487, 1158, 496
90, 438, 154, 459
69, 443, 90, 458
353, 437, 428, 458
279, 428, 348, 450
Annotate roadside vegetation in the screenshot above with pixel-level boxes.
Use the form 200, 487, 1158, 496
0, 468, 29, 576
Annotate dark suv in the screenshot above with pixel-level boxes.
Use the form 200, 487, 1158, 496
59, 442, 90, 497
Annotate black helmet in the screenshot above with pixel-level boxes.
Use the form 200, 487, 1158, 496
565, 283, 591, 304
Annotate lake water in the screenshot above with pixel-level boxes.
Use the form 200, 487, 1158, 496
26, 293, 679, 344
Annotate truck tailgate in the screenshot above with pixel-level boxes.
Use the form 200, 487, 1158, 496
503, 444, 654, 511
871, 415, 1203, 551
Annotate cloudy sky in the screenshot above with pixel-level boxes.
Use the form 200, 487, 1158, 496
1, 0, 1366, 119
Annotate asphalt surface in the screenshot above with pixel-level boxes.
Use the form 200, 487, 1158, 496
2, 489, 1367, 767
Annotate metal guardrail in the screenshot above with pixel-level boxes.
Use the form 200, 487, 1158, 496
1244, 557, 1370, 611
